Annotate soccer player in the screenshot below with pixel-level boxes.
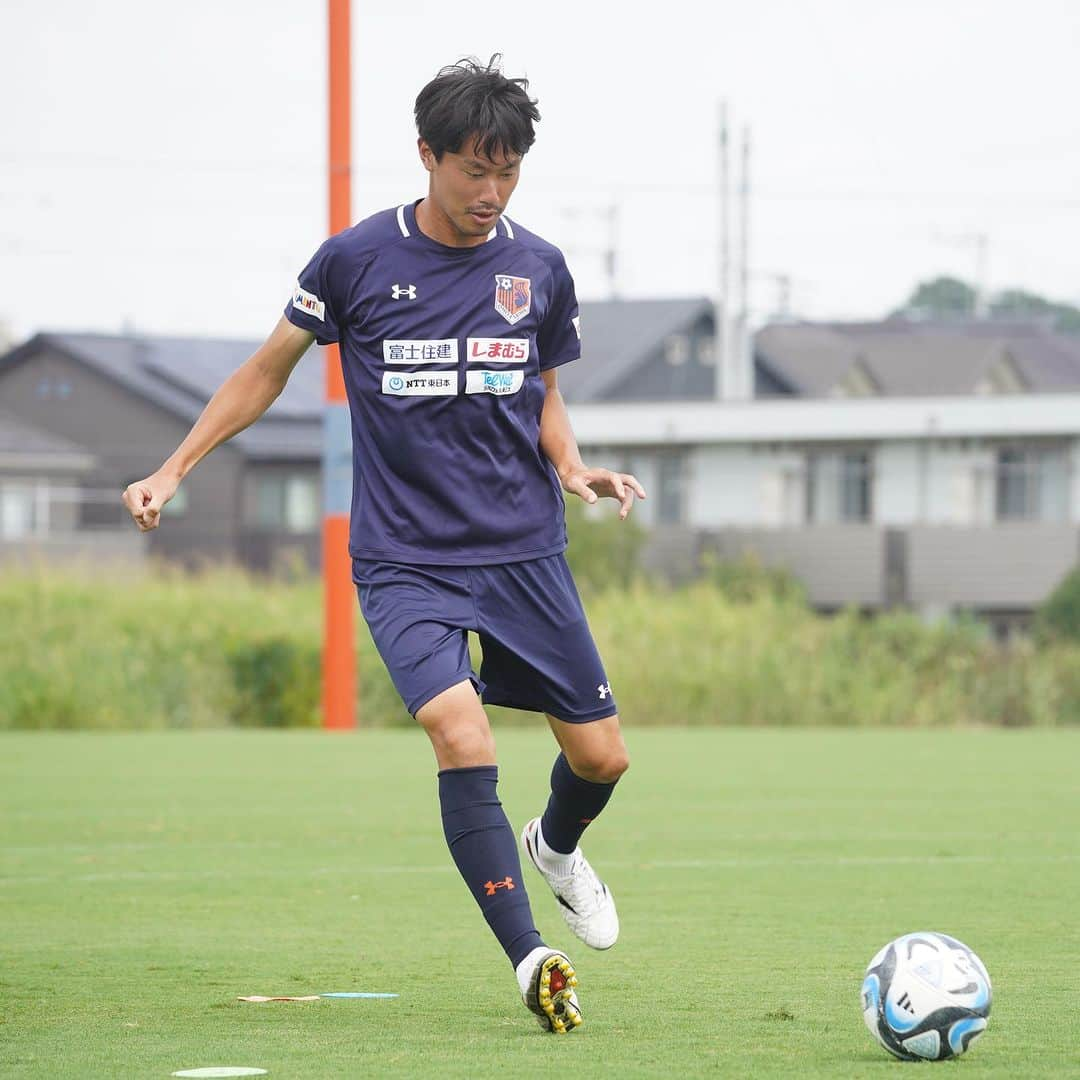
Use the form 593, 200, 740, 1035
122, 55, 644, 1033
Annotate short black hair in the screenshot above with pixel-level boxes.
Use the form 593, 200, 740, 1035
414, 54, 540, 162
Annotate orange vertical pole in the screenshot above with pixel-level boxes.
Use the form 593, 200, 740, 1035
322, 0, 355, 729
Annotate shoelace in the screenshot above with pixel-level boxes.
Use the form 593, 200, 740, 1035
557, 855, 606, 912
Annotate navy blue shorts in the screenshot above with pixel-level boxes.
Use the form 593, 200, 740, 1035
352, 554, 617, 723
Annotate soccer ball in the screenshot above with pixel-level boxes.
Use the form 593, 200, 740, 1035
861, 931, 991, 1061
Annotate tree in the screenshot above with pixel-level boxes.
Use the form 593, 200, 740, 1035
990, 289, 1080, 334
1036, 566, 1080, 644
893, 277, 1080, 333
893, 276, 977, 318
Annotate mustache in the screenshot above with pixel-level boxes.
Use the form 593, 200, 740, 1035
467, 206, 502, 215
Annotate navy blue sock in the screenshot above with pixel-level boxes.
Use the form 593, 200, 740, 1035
438, 766, 544, 969
540, 752, 618, 855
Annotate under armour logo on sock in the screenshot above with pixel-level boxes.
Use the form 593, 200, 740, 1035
483, 877, 515, 896
597, 683, 611, 700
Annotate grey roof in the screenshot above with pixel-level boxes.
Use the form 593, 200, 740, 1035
7, 332, 322, 460
561, 298, 714, 403
5, 313, 1077, 465
569, 303, 1080, 403
756, 319, 1080, 397
0, 408, 96, 469
1005, 329, 1080, 391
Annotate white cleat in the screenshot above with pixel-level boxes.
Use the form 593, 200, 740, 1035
516, 947, 582, 1033
521, 817, 619, 950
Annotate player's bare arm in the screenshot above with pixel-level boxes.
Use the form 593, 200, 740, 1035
539, 368, 646, 520
122, 317, 314, 532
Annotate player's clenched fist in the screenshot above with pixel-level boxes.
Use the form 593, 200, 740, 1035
122, 472, 179, 532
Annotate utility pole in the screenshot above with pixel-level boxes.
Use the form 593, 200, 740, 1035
715, 101, 730, 400
736, 125, 751, 399
932, 230, 990, 318
772, 273, 792, 320
558, 203, 620, 299
605, 202, 619, 300
716, 103, 753, 400
973, 232, 989, 318
322, 0, 355, 729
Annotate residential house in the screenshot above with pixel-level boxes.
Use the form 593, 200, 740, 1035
0, 408, 144, 565
0, 334, 320, 571
2, 310, 1078, 619
565, 305, 1080, 619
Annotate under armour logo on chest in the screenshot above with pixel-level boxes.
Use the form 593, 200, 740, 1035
391, 284, 417, 300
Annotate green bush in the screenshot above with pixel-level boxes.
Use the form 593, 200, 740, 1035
2, 563, 1079, 729
225, 637, 321, 727
1036, 565, 1080, 643
0, 565, 397, 730
563, 498, 644, 592
702, 550, 807, 605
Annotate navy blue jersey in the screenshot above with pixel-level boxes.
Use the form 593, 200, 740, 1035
285, 201, 581, 565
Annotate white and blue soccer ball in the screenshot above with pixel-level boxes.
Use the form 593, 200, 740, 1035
861, 931, 991, 1061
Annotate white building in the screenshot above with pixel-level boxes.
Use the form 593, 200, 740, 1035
563, 304, 1080, 617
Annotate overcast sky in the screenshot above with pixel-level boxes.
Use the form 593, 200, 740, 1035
2, 0, 1078, 345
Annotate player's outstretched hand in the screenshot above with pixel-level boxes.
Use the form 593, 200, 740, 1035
560, 466, 647, 521
122, 471, 180, 532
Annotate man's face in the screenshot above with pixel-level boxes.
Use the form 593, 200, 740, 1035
419, 136, 522, 245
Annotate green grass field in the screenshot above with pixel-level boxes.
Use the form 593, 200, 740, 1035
2, 729, 1078, 1078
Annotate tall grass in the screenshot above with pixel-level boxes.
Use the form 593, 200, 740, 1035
595, 582, 1079, 727
0, 565, 399, 730
1, 562, 1077, 729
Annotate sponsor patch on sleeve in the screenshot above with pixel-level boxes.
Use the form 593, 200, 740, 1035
292, 282, 325, 322
572, 315, 581, 340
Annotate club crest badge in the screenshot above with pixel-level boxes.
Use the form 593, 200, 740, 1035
494, 275, 531, 325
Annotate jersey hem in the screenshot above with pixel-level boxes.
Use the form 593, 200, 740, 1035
350, 538, 568, 566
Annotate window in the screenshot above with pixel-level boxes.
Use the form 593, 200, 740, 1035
250, 473, 319, 533
34, 377, 73, 400
0, 482, 37, 538
656, 450, 686, 524
806, 451, 872, 523
664, 335, 689, 366
995, 447, 1068, 522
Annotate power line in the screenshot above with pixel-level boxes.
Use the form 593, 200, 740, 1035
1, 153, 1078, 209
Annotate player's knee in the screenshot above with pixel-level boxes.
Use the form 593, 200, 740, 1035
571, 746, 629, 784
428, 719, 496, 768
599, 749, 630, 783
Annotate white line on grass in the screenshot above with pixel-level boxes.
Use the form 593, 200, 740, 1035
1, 852, 1077, 887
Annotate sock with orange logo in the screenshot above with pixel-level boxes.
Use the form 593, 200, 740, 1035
438, 765, 544, 968
539, 752, 617, 856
